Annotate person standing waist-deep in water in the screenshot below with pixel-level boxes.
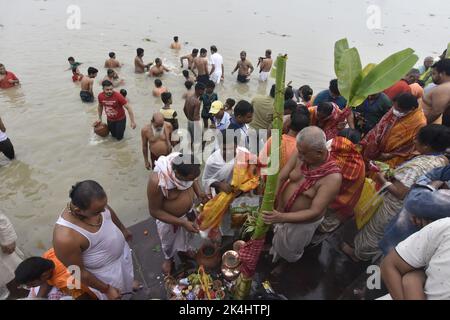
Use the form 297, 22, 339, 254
232, 51, 254, 83
80, 67, 98, 103
192, 48, 209, 85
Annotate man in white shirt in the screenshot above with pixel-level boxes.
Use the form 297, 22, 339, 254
209, 45, 224, 84
381, 217, 450, 300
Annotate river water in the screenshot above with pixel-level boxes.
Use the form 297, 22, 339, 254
0, 0, 449, 255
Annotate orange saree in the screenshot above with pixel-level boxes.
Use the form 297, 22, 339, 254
329, 137, 366, 220
360, 107, 426, 168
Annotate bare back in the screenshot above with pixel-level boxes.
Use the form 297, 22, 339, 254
193, 57, 208, 76
80, 77, 93, 92
183, 95, 200, 121
422, 82, 450, 124
135, 56, 145, 73
260, 58, 273, 72
105, 59, 121, 68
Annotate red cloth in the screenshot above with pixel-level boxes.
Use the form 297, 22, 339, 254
72, 73, 83, 82
281, 154, 341, 212
383, 79, 411, 101
0, 71, 18, 89
238, 238, 265, 277
329, 137, 366, 219
309, 103, 350, 140
98, 91, 127, 121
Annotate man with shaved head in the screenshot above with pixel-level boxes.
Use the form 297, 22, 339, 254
141, 112, 174, 170
263, 126, 342, 264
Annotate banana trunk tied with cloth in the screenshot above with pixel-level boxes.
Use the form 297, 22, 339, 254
233, 54, 287, 300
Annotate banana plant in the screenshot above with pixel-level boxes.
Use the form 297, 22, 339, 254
252, 54, 287, 240
334, 38, 419, 107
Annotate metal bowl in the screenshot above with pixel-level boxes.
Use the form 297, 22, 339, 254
222, 250, 240, 269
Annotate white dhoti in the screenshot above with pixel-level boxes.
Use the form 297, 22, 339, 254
210, 72, 222, 84
270, 217, 324, 263
156, 214, 194, 260
259, 71, 270, 82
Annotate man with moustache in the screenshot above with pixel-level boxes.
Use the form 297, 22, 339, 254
141, 112, 174, 170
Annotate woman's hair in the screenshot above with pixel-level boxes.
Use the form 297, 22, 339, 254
284, 86, 294, 101
15, 257, 55, 284
417, 124, 450, 152
299, 85, 313, 102
284, 99, 298, 115
394, 93, 418, 111
338, 128, 362, 144
69, 180, 106, 210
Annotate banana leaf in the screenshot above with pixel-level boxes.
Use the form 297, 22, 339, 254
362, 63, 377, 77
337, 47, 362, 102
354, 48, 418, 97
334, 38, 350, 76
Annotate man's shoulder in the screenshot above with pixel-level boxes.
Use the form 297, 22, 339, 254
433, 82, 450, 94
148, 172, 161, 191
320, 171, 342, 185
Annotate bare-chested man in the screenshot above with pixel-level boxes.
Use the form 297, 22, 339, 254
80, 67, 98, 103
149, 58, 170, 77
422, 59, 450, 127
147, 153, 208, 274
262, 126, 342, 265
141, 112, 174, 170
232, 51, 254, 83
134, 48, 153, 74
103, 69, 124, 87
170, 36, 181, 50
104, 52, 122, 69
257, 49, 273, 82
192, 48, 209, 85
183, 82, 205, 143
180, 49, 199, 70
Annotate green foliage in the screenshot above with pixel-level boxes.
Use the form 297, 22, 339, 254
334, 39, 419, 107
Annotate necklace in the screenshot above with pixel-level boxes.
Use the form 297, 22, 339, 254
67, 202, 103, 227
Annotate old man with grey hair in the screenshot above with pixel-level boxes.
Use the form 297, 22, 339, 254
263, 126, 342, 263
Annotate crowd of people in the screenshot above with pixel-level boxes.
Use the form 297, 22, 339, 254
1, 37, 450, 300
